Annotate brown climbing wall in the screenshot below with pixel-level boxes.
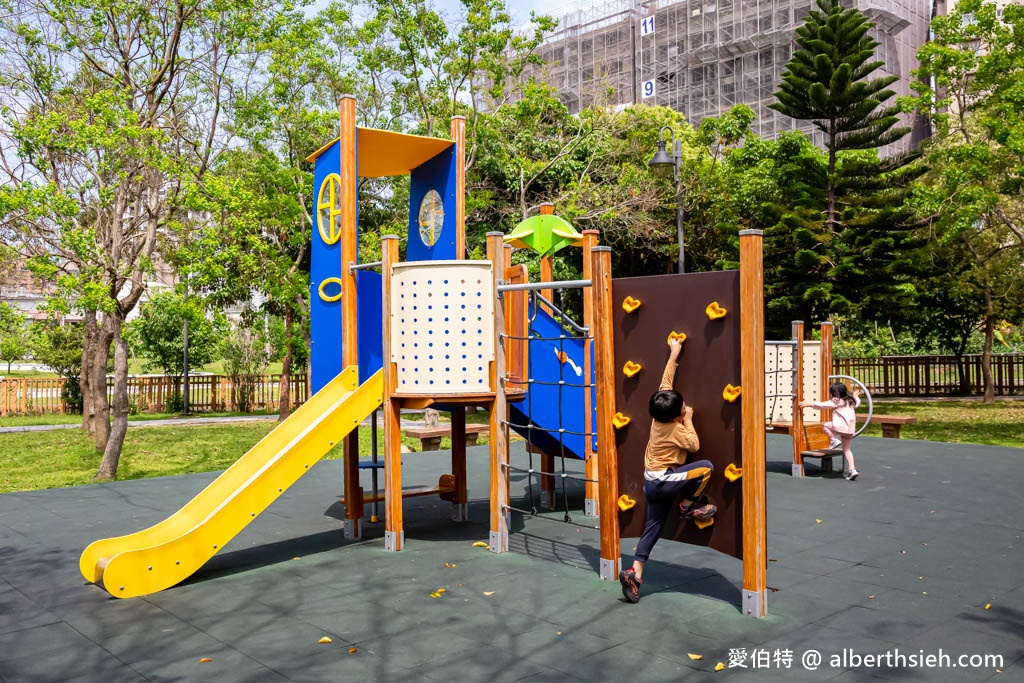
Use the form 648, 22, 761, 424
612, 271, 744, 560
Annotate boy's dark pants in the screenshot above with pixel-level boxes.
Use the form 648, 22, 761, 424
634, 460, 714, 563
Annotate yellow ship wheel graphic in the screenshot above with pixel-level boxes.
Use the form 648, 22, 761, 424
317, 173, 343, 245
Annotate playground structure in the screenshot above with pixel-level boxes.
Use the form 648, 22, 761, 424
765, 322, 872, 477
78, 96, 769, 616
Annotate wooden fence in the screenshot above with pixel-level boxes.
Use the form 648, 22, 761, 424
4, 353, 1023, 416
0, 374, 310, 417
833, 354, 1024, 397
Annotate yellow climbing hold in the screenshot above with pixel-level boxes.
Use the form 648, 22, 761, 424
622, 296, 642, 313
722, 384, 742, 402
666, 331, 687, 345
705, 302, 727, 320
612, 412, 631, 429
724, 463, 743, 482
617, 494, 636, 511
623, 361, 642, 378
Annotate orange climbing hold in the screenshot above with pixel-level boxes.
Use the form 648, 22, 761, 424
694, 517, 714, 530
622, 296, 642, 313
722, 384, 742, 402
705, 301, 728, 319
622, 361, 642, 378
617, 494, 636, 511
612, 412, 631, 429
666, 331, 687, 346
724, 463, 743, 482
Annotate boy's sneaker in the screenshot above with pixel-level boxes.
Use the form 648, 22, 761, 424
691, 502, 717, 520
846, 470, 859, 481
619, 568, 641, 603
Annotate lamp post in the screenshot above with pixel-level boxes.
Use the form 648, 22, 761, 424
649, 125, 685, 273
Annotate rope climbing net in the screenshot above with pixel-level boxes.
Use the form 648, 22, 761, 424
496, 281, 599, 530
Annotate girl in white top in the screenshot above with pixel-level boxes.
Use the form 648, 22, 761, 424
800, 382, 862, 481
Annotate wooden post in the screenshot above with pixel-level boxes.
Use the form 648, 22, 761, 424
450, 405, 468, 521
739, 229, 767, 617
582, 229, 599, 516
339, 94, 363, 539
791, 320, 806, 477
591, 246, 620, 581
451, 116, 466, 259
381, 235, 404, 551
487, 232, 509, 553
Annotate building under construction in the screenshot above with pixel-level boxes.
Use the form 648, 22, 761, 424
508, 0, 932, 152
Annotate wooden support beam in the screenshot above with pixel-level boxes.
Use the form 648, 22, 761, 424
339, 95, 363, 536
591, 246, 620, 581
382, 235, 404, 551
739, 229, 767, 617
451, 116, 466, 259
582, 229, 599, 516
487, 232, 509, 553
792, 320, 806, 477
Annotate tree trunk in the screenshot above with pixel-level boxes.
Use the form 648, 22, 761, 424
80, 310, 97, 436
89, 321, 113, 453
96, 327, 129, 480
278, 305, 292, 421
982, 308, 996, 405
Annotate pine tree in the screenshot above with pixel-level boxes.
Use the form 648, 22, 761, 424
770, 0, 909, 235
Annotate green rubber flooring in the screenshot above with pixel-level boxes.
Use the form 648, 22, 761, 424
1, 436, 1021, 682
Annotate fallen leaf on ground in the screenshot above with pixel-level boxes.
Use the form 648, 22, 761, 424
483, 591, 495, 596
815, 519, 822, 524
472, 542, 489, 548
985, 603, 992, 610
714, 662, 725, 671
687, 653, 702, 660
318, 637, 332, 644
200, 658, 212, 663
348, 647, 358, 654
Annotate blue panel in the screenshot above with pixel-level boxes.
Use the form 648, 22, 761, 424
507, 305, 597, 460
356, 270, 383, 381
310, 141, 343, 393
407, 146, 458, 261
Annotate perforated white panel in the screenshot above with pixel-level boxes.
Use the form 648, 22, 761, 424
802, 342, 822, 421
765, 342, 795, 423
390, 261, 494, 394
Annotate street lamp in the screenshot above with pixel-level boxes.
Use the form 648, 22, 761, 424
649, 125, 685, 273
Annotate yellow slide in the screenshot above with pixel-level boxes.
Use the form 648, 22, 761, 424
80, 366, 383, 598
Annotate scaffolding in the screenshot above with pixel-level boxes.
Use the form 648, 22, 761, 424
506, 0, 932, 153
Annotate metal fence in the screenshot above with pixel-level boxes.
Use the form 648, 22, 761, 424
0, 374, 310, 416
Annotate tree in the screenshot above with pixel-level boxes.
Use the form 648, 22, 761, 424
0, 0, 271, 479
126, 289, 227, 378
0, 303, 28, 373
29, 321, 86, 413
910, 0, 1024, 402
770, 0, 909, 235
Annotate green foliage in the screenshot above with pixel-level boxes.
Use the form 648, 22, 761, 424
126, 290, 228, 377
29, 320, 85, 412
0, 303, 28, 373
907, 0, 1024, 397
222, 322, 273, 413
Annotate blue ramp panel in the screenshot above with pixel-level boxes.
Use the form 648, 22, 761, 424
507, 305, 595, 461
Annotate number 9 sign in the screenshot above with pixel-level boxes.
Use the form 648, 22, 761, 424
642, 79, 655, 99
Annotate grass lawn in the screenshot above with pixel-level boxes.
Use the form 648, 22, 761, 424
858, 399, 1024, 448
1, 400, 1019, 493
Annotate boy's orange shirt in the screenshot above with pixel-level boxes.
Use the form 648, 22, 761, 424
644, 358, 700, 471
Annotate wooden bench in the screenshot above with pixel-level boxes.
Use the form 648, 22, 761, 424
403, 423, 489, 451
857, 413, 916, 438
